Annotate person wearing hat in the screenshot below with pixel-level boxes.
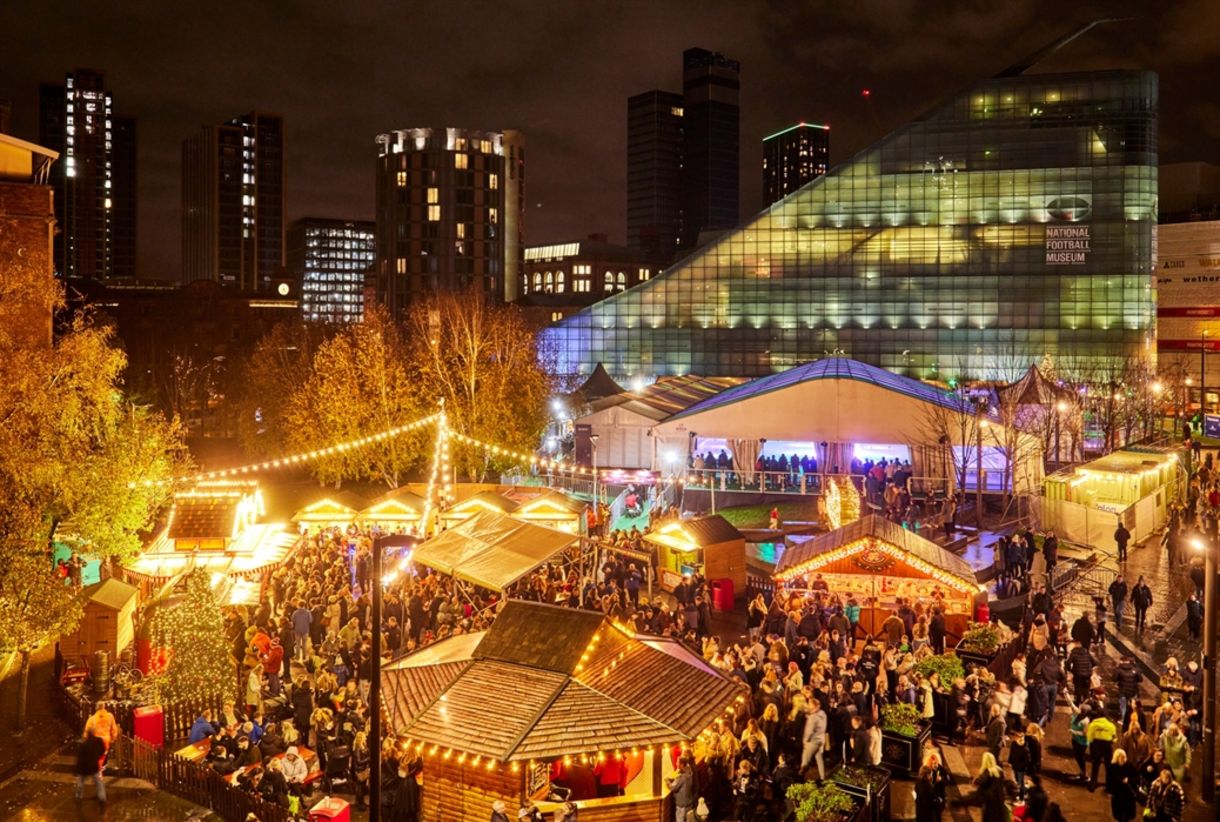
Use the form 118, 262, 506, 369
281, 745, 308, 787
489, 800, 511, 822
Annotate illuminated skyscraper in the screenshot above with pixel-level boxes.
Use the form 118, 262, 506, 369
763, 122, 829, 207
550, 69, 1158, 382
289, 218, 375, 323
182, 112, 285, 290
374, 127, 524, 314
38, 69, 137, 279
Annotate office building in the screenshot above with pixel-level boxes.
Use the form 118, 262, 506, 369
548, 68, 1158, 382
680, 48, 740, 249
0, 133, 58, 347
182, 112, 285, 291
38, 69, 137, 279
762, 122, 829, 207
0, 99, 11, 134
289, 218, 375, 323
374, 127, 524, 314
517, 234, 652, 325
627, 90, 684, 263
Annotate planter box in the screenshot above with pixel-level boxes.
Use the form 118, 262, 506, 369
879, 722, 931, 776
829, 765, 892, 822
953, 643, 999, 672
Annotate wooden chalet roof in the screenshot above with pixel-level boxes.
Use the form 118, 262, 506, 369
169, 497, 239, 540
364, 487, 427, 514
82, 579, 138, 611
775, 514, 978, 587
382, 601, 744, 761
513, 490, 589, 517
643, 514, 744, 552
445, 490, 519, 514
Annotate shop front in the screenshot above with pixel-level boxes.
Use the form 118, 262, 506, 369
643, 515, 746, 599
775, 515, 982, 641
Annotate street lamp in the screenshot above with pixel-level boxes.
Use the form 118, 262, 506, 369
1188, 536, 1216, 803
1055, 400, 1068, 463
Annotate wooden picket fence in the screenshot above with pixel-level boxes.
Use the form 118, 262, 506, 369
126, 735, 301, 822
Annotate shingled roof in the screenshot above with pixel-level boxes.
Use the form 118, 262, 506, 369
381, 601, 745, 761
169, 497, 240, 540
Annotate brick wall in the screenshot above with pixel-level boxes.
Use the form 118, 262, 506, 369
0, 181, 56, 348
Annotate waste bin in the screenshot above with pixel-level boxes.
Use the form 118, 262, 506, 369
310, 796, 351, 822
711, 578, 735, 612
132, 705, 164, 748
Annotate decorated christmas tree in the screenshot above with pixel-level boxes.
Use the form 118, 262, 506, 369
149, 568, 234, 708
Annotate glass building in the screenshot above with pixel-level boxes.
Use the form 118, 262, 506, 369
289, 218, 375, 323
547, 69, 1158, 382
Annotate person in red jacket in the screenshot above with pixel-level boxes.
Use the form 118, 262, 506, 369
592, 753, 627, 797
261, 637, 285, 693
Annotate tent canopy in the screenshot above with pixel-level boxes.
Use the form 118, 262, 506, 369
412, 509, 578, 592
775, 514, 981, 593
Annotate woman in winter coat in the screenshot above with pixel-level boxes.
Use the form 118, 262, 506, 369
1159, 723, 1191, 782
972, 752, 1009, 822
1105, 748, 1138, 822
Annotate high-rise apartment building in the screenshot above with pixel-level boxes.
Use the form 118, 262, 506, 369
288, 218, 375, 324
626, 49, 739, 262
38, 69, 137, 279
0, 99, 12, 134
680, 48, 740, 248
182, 112, 285, 290
626, 90, 684, 264
552, 69, 1157, 382
762, 122, 829, 207
374, 127, 524, 314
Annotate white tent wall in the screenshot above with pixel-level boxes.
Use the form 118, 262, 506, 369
575, 405, 654, 469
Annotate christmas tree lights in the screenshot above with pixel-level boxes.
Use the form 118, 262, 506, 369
148, 568, 236, 709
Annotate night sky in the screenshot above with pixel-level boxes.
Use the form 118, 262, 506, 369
2, 0, 1218, 280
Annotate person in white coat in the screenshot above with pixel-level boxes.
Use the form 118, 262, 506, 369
801, 698, 828, 779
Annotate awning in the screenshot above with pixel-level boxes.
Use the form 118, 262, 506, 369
412, 510, 579, 592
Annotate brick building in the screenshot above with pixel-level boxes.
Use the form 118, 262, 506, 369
0, 133, 59, 348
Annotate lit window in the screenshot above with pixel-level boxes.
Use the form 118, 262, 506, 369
489, 207, 498, 223
454, 153, 468, 169
456, 223, 466, 239
396, 258, 406, 274
533, 272, 542, 291
544, 271, 554, 292
428, 205, 441, 221
551, 311, 564, 322
639, 268, 651, 281
617, 271, 627, 291
427, 187, 439, 204
556, 271, 565, 293
604, 272, 614, 292
397, 171, 407, 187
481, 140, 492, 154
489, 173, 498, 190
671, 106, 683, 117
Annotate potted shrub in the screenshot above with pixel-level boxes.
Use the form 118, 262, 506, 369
954, 621, 1012, 668
914, 653, 965, 736
787, 781, 861, 822
878, 702, 931, 775
828, 764, 892, 822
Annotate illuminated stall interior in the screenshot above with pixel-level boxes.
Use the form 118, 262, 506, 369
127, 481, 298, 586
776, 514, 982, 640
291, 491, 369, 529
509, 490, 589, 534
381, 601, 745, 822
358, 487, 427, 533
643, 515, 746, 595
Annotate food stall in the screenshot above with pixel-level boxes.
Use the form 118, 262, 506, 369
775, 515, 981, 640
381, 601, 746, 822
1041, 448, 1181, 549
358, 487, 427, 533
643, 515, 746, 598
510, 490, 589, 534
290, 490, 368, 530
438, 490, 519, 530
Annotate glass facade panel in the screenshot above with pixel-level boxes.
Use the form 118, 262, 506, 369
547, 70, 1157, 380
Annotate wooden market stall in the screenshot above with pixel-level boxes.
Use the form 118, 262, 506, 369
290, 491, 368, 529
510, 490, 589, 534
643, 515, 746, 597
59, 579, 139, 660
357, 487, 427, 533
775, 515, 982, 641
439, 490, 519, 530
382, 601, 746, 822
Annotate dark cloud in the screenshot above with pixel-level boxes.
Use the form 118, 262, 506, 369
1, 0, 1215, 279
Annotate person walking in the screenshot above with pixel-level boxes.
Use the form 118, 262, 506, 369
73, 729, 107, 806
1008, 727, 1031, 802
984, 704, 1006, 761
1158, 723, 1191, 783
914, 751, 949, 822
1114, 522, 1131, 563
972, 752, 1009, 822
1130, 577, 1153, 632
665, 757, 695, 822
1144, 767, 1185, 822
1106, 748, 1138, 822
1115, 657, 1142, 726
1108, 574, 1129, 630
1085, 710, 1117, 791
1185, 591, 1203, 641
801, 697, 827, 780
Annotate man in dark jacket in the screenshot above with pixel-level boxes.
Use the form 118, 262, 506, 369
1070, 613, 1094, 648
74, 730, 107, 804
1042, 531, 1059, 575
850, 716, 872, 766
1067, 641, 1096, 702
929, 607, 947, 654
1115, 657, 1142, 724
1114, 522, 1131, 562
1108, 575, 1129, 630
1129, 577, 1153, 632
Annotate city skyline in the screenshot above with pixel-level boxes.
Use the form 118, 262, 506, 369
1, 1, 1218, 280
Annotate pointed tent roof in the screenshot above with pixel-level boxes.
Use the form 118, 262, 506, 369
775, 514, 980, 593
381, 601, 745, 761
996, 364, 1071, 406
572, 363, 625, 401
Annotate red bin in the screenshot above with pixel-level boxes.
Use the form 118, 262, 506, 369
310, 796, 350, 822
132, 705, 163, 748
711, 578, 735, 612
